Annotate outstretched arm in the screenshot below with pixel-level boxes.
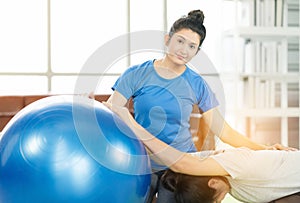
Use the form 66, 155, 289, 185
103, 102, 229, 176
202, 108, 297, 151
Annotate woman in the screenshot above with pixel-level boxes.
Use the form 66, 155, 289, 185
103, 102, 300, 203
106, 9, 290, 202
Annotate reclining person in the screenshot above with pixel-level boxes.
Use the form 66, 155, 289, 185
161, 149, 300, 203
103, 102, 300, 203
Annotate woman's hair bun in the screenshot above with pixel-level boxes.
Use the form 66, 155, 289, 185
169, 9, 206, 46
187, 9, 204, 25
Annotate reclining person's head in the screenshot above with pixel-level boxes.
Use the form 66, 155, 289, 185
161, 169, 230, 203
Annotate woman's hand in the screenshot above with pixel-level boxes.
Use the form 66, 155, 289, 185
102, 101, 154, 142
102, 101, 129, 118
102, 102, 133, 127
265, 143, 298, 151
88, 92, 95, 99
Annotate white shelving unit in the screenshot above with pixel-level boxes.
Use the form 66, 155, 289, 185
224, 26, 300, 39
221, 0, 300, 148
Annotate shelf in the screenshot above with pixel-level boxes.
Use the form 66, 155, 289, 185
222, 0, 300, 148
233, 108, 300, 117
240, 73, 300, 81
219, 72, 300, 82
223, 26, 300, 40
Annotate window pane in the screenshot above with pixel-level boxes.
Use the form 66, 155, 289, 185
0, 76, 48, 95
0, 0, 47, 72
51, 76, 84, 94
130, 0, 164, 32
51, 0, 128, 73
51, 76, 117, 95
130, 51, 164, 66
104, 57, 129, 74
94, 76, 119, 95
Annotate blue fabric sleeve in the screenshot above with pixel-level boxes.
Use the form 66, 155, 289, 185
183, 68, 219, 113
197, 79, 219, 112
111, 66, 137, 100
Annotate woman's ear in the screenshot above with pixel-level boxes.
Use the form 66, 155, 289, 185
164, 34, 170, 46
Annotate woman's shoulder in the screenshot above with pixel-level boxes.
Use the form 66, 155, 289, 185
182, 67, 209, 90
131, 59, 153, 69
126, 60, 154, 72
184, 66, 204, 80
120, 60, 154, 77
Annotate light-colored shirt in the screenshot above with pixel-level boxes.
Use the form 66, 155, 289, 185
212, 148, 300, 203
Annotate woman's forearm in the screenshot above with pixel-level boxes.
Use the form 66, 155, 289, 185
124, 114, 228, 175
220, 124, 267, 150
103, 102, 228, 175
103, 101, 182, 166
202, 108, 267, 150
125, 116, 186, 171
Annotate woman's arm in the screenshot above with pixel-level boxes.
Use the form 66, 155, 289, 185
201, 108, 266, 150
88, 90, 128, 107
103, 102, 229, 176
107, 90, 128, 106
201, 108, 295, 150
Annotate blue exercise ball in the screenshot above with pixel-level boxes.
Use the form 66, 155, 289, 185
0, 95, 151, 203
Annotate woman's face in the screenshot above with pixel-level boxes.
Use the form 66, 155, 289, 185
165, 28, 201, 65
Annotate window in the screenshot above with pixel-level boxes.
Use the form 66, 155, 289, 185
0, 0, 223, 95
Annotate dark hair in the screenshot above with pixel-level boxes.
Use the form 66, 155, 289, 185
161, 170, 216, 203
169, 9, 206, 47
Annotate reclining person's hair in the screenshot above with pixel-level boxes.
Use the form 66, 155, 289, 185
161, 169, 216, 203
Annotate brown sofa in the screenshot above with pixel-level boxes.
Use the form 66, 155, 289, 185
0, 95, 215, 151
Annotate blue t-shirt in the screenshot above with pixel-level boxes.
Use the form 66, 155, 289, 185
112, 60, 219, 170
